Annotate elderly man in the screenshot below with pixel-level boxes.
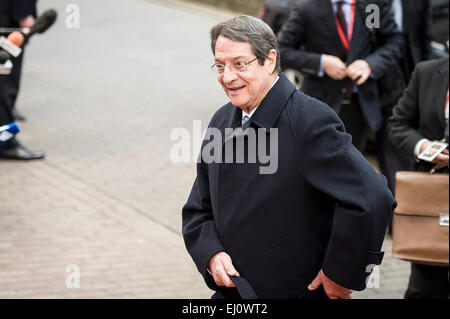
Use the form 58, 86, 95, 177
182, 16, 396, 299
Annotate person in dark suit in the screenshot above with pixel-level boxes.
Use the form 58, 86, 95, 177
277, 0, 405, 152
0, 0, 43, 160
387, 57, 449, 299
391, 0, 433, 83
182, 16, 396, 299
388, 57, 449, 171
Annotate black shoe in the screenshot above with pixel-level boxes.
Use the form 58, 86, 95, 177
12, 108, 26, 122
0, 144, 44, 160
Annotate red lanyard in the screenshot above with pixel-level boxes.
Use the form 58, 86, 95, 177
335, 0, 356, 52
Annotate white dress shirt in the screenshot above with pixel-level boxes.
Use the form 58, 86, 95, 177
391, 0, 404, 32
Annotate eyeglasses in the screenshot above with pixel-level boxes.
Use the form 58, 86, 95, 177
211, 57, 259, 74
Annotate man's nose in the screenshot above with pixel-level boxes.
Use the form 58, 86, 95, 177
222, 66, 238, 84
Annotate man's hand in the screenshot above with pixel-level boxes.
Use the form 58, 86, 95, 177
346, 59, 372, 86
420, 141, 450, 164
208, 252, 240, 288
322, 55, 348, 80
308, 269, 353, 299
18, 15, 35, 29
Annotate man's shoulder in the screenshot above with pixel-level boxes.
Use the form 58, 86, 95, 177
294, 0, 317, 10
286, 89, 335, 120
208, 102, 234, 128
284, 89, 340, 134
415, 58, 448, 75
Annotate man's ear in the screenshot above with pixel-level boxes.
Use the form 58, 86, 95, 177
265, 49, 277, 74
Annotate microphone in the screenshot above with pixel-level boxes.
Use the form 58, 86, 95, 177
26, 9, 58, 37
0, 50, 12, 75
0, 32, 23, 58
0, 122, 20, 146
0, 9, 56, 58
0, 27, 24, 35
7, 31, 25, 47
0, 50, 9, 64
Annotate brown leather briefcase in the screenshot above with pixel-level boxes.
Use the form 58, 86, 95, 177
392, 171, 449, 267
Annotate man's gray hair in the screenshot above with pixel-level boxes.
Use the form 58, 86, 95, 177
210, 15, 281, 74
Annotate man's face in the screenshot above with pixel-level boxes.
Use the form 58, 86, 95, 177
214, 36, 275, 113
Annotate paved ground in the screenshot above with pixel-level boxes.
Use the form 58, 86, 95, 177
0, 0, 410, 299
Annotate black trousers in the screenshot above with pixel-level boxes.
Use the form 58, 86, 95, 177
0, 50, 23, 150
338, 96, 370, 152
0, 50, 23, 127
405, 263, 449, 299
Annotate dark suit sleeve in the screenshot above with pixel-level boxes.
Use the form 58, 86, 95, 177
294, 100, 396, 290
277, 1, 322, 75
182, 128, 225, 291
363, 0, 405, 79
11, 0, 37, 22
387, 63, 424, 160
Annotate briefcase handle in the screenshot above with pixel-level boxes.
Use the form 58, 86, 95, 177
430, 160, 449, 174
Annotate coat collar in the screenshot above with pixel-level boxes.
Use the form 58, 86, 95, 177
224, 74, 296, 131
245, 74, 296, 130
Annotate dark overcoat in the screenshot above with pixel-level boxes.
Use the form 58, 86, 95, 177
182, 75, 396, 298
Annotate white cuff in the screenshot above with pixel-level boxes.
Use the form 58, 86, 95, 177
414, 138, 430, 157
318, 54, 325, 77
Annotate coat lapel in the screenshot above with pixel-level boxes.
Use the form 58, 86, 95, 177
347, 1, 364, 63
433, 60, 449, 130
319, 0, 348, 57
401, 0, 409, 32
210, 104, 241, 217
250, 75, 296, 130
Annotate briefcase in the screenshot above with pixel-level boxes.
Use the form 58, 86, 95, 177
392, 171, 449, 267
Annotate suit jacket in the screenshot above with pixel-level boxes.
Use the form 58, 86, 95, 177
400, 0, 433, 79
182, 74, 396, 298
387, 58, 449, 170
0, 0, 37, 27
277, 0, 405, 133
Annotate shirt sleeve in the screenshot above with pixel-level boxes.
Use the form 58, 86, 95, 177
318, 54, 325, 77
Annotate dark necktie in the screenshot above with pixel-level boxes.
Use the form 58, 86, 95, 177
242, 115, 250, 127
336, 1, 348, 38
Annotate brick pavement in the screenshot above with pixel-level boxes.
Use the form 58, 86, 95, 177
0, 0, 410, 299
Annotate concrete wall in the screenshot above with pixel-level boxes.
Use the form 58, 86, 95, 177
181, 0, 264, 16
